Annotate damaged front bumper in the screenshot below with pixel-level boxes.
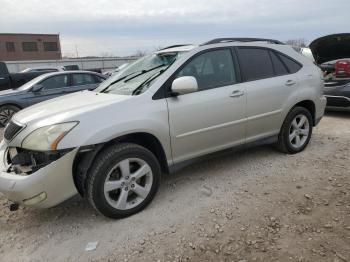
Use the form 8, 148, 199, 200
0, 141, 78, 208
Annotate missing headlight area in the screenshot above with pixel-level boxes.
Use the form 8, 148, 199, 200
7, 147, 72, 175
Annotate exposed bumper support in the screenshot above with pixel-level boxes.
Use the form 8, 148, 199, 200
0, 142, 78, 208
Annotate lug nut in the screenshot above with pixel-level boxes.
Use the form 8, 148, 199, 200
121, 182, 125, 186
131, 177, 136, 181
131, 184, 135, 188
125, 187, 129, 191
125, 176, 130, 180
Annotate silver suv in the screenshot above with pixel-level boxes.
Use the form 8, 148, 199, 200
0, 38, 327, 218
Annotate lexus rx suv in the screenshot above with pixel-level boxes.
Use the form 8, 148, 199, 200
0, 38, 326, 218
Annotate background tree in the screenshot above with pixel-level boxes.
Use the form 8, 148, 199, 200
285, 38, 307, 48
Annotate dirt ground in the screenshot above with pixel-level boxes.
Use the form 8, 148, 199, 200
0, 111, 349, 262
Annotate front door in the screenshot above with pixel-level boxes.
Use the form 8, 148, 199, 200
166, 49, 246, 163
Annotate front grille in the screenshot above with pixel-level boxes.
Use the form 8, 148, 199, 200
4, 121, 24, 141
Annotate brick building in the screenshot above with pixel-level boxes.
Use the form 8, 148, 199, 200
0, 33, 62, 61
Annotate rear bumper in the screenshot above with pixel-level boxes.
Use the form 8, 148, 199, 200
0, 142, 78, 208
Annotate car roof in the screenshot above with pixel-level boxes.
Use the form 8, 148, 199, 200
31, 66, 61, 69
40, 70, 104, 77
155, 45, 197, 54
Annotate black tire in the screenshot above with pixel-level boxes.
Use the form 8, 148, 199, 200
276, 106, 313, 154
0, 105, 20, 127
86, 143, 161, 219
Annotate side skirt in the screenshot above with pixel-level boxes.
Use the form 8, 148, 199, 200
168, 135, 278, 174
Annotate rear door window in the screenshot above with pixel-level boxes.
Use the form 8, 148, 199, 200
72, 74, 96, 86
237, 48, 275, 81
277, 54, 302, 74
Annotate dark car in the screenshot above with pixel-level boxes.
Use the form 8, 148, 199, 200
323, 80, 350, 111
309, 33, 350, 110
0, 62, 56, 91
0, 71, 106, 126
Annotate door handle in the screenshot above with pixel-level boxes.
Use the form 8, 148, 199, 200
0, 77, 5, 80
230, 90, 244, 98
285, 80, 296, 86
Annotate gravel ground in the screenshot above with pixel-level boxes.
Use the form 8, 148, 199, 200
0, 112, 349, 262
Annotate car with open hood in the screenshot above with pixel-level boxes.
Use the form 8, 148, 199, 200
0, 38, 326, 218
309, 33, 350, 110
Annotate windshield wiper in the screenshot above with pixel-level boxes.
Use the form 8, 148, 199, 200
101, 71, 139, 93
124, 64, 168, 83
132, 69, 167, 96
101, 64, 168, 93
132, 61, 177, 96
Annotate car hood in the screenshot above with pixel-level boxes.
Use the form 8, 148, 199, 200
13, 91, 130, 125
0, 88, 25, 97
310, 33, 350, 64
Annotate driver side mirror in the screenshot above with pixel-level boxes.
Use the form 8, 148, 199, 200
32, 84, 43, 92
171, 76, 198, 96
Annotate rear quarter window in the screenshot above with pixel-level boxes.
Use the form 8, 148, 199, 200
277, 53, 302, 74
270, 51, 289, 76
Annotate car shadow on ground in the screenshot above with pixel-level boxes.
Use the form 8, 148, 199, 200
325, 110, 350, 118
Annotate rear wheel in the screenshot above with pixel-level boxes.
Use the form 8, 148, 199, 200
277, 107, 313, 154
0, 105, 20, 127
86, 143, 161, 219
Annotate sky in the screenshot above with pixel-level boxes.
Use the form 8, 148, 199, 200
1, 0, 349, 57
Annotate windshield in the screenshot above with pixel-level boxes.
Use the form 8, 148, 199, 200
95, 52, 183, 95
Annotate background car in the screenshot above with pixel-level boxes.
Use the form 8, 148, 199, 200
324, 81, 350, 111
0, 71, 106, 126
305, 33, 350, 110
102, 63, 130, 77
0, 61, 57, 91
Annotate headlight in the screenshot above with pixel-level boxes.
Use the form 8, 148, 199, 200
22, 122, 78, 151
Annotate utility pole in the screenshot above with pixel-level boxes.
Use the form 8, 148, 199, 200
75, 45, 79, 58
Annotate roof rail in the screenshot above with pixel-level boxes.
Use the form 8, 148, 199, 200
159, 44, 192, 50
201, 38, 284, 46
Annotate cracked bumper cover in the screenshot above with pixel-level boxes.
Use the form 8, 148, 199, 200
0, 141, 78, 208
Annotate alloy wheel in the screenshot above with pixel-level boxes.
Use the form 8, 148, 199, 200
0, 108, 16, 126
289, 114, 310, 149
103, 158, 153, 210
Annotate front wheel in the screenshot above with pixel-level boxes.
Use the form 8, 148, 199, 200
0, 105, 20, 127
86, 143, 161, 219
276, 107, 313, 154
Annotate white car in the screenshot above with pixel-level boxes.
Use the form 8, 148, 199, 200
0, 38, 326, 218
300, 47, 315, 62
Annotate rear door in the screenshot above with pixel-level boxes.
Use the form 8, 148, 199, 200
236, 47, 301, 142
166, 48, 246, 163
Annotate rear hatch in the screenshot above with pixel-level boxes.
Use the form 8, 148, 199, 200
309, 33, 350, 65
